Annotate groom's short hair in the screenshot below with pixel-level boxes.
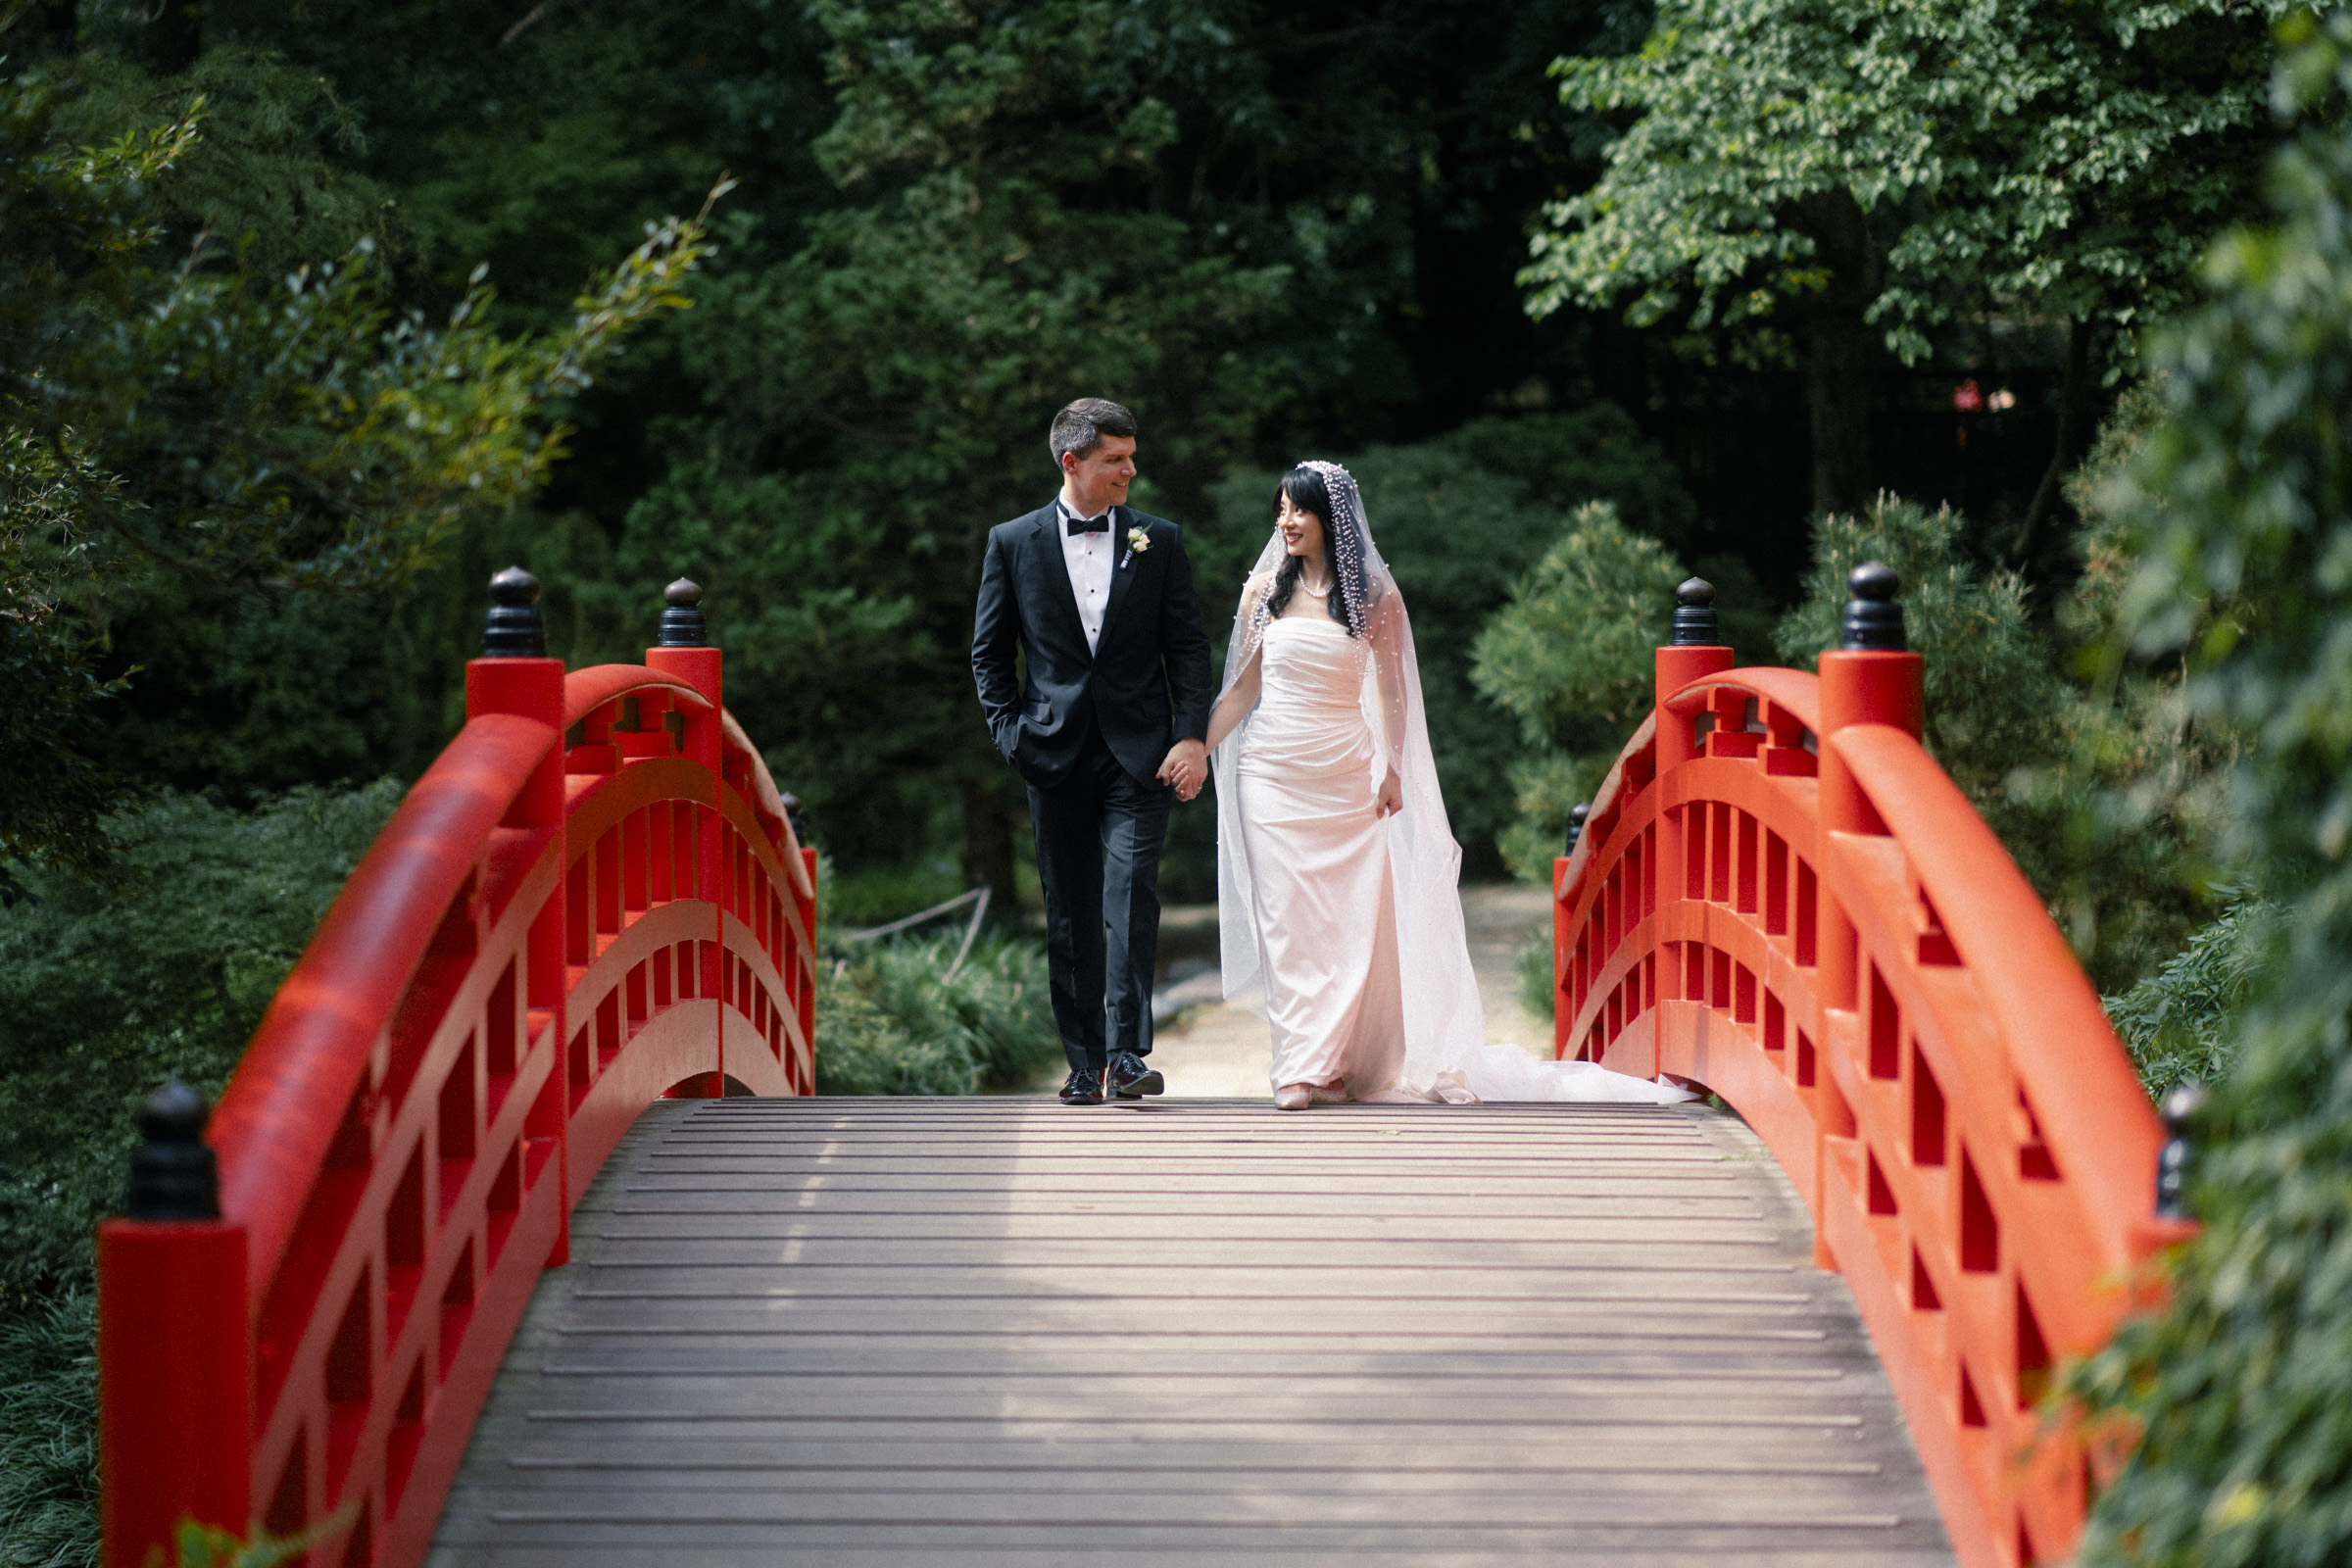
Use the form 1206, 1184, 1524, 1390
1050, 399, 1136, 466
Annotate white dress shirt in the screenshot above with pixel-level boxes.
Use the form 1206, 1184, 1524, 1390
1057, 498, 1117, 654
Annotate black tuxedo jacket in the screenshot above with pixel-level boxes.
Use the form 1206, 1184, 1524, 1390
971, 502, 1215, 788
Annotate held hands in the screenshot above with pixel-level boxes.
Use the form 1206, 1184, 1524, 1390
1158, 737, 1208, 802
1377, 767, 1403, 817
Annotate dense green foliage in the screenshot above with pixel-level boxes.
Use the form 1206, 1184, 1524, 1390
2063, 15, 2352, 1562
616, 0, 1296, 899
0, 785, 401, 1299
2102, 896, 2277, 1099
815, 934, 1060, 1097
1470, 501, 1688, 874
1472, 471, 2221, 989
0, 40, 712, 862
82, 0, 1657, 896
0, 783, 397, 1568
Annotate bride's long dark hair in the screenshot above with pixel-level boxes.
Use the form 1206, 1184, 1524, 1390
1263, 466, 1354, 633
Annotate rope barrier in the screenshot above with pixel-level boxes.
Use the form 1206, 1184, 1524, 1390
840, 884, 994, 983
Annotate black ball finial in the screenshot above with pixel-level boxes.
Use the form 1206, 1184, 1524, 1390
658, 578, 707, 649
1838, 562, 1906, 651
125, 1079, 220, 1221
780, 791, 807, 843
481, 565, 547, 659
1670, 577, 1720, 647
2155, 1080, 2207, 1218
1565, 801, 1591, 855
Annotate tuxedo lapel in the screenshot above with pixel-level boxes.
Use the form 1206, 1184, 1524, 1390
1095, 505, 1143, 652
1026, 506, 1092, 660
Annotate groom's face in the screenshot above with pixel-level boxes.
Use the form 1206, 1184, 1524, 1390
1061, 435, 1137, 515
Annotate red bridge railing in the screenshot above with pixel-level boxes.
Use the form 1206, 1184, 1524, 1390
1553, 570, 2195, 1568
96, 571, 816, 1567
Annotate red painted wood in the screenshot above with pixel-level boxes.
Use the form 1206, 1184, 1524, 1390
1554, 642, 2183, 1568
97, 1221, 250, 1563
98, 640, 818, 1568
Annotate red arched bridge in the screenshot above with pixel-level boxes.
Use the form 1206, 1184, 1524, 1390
97, 568, 2190, 1568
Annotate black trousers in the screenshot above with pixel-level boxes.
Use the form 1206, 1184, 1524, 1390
1027, 727, 1172, 1073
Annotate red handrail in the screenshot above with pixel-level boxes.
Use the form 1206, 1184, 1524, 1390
210, 714, 560, 1311
561, 662, 712, 727
97, 634, 819, 1568
1553, 637, 2193, 1568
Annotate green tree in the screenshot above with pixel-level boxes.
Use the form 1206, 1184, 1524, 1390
1773, 498, 2066, 822
1472, 465, 2221, 985
1472, 500, 1688, 873
615, 0, 1291, 897
1524, 0, 2282, 543
0, 39, 717, 858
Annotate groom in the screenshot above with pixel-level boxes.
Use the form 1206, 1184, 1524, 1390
971, 399, 1214, 1104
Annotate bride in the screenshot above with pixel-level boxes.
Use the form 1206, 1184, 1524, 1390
1197, 461, 1688, 1110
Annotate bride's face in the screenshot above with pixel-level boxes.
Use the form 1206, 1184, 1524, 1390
1277, 494, 1326, 561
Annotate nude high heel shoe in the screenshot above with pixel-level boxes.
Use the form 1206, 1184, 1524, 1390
1273, 1084, 1313, 1111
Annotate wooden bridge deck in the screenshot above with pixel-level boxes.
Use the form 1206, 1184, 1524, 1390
429, 1097, 1955, 1565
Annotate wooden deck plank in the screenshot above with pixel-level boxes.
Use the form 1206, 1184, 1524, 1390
427, 1098, 1954, 1566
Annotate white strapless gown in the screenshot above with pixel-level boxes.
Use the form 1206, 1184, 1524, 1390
1234, 615, 1687, 1104
1236, 617, 1409, 1094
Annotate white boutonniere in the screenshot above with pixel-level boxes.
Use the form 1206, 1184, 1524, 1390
1121, 524, 1151, 568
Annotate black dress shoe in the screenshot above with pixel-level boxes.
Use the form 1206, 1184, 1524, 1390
1107, 1051, 1164, 1099
1058, 1066, 1106, 1104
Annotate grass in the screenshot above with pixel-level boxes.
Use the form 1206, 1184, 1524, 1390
0, 1292, 96, 1568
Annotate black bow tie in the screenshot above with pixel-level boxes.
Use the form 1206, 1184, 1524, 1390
1065, 512, 1110, 536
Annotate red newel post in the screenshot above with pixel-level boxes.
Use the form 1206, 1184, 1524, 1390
798, 844, 819, 1082
1815, 562, 1925, 1004
1653, 578, 1735, 1070
1553, 803, 1587, 1058
1654, 577, 1737, 769
1813, 563, 1925, 1268
648, 579, 727, 1096
466, 565, 571, 1261
98, 1083, 253, 1566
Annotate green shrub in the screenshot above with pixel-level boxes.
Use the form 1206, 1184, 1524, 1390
1434, 405, 1698, 550
1515, 928, 1556, 1026
820, 863, 964, 931
1471, 500, 1684, 876
0, 786, 396, 1567
2102, 897, 2278, 1100
2063, 15, 2352, 1564
1476, 468, 2230, 987
814, 933, 1058, 1096
0, 785, 401, 1300
1774, 497, 2067, 818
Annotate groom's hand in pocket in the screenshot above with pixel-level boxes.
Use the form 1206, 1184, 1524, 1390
1157, 737, 1207, 802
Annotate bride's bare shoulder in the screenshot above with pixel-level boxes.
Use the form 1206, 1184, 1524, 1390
1241, 567, 1278, 605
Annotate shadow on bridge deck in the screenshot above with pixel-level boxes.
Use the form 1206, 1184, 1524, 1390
428, 1097, 1955, 1566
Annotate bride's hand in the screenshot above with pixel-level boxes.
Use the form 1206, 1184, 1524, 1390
1376, 767, 1402, 817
